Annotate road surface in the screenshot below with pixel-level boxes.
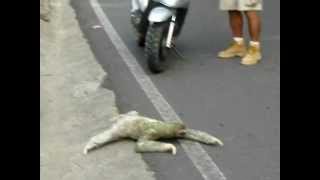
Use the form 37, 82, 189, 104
71, 0, 280, 179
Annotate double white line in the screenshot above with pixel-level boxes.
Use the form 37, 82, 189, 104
89, 0, 227, 179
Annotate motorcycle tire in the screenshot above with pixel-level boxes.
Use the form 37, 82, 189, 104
137, 35, 146, 47
145, 23, 169, 74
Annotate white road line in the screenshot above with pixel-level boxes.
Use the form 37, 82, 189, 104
89, 0, 227, 179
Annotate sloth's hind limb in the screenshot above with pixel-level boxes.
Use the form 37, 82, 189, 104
83, 126, 122, 154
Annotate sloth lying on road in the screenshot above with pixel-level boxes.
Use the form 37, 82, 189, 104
83, 111, 223, 155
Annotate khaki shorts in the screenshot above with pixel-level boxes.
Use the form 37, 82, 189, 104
220, 0, 263, 11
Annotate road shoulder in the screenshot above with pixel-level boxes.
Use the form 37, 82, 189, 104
40, 1, 155, 179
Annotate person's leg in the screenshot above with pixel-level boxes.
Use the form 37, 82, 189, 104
229, 11, 244, 38
218, 11, 247, 58
241, 10, 262, 65
245, 11, 261, 42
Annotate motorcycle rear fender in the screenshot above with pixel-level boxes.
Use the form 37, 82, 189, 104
148, 7, 173, 23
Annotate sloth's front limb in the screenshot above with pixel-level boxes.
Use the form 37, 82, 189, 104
135, 139, 177, 155
183, 129, 224, 146
83, 127, 122, 154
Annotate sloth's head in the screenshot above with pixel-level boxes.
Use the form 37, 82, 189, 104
168, 122, 187, 137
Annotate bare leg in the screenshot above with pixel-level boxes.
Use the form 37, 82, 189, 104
183, 129, 224, 146
229, 11, 244, 38
83, 126, 122, 154
240, 11, 262, 65
135, 140, 177, 155
217, 11, 246, 58
244, 11, 261, 42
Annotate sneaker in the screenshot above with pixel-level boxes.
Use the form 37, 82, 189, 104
218, 41, 247, 59
241, 45, 262, 65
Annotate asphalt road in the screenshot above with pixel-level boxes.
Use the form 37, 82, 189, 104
71, 0, 280, 180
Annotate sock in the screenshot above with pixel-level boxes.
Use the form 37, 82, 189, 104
233, 37, 244, 44
250, 41, 260, 48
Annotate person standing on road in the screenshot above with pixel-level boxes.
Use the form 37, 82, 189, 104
217, 0, 262, 65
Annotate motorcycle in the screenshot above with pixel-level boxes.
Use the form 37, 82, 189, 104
130, 0, 190, 73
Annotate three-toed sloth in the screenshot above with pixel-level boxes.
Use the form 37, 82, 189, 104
84, 111, 223, 155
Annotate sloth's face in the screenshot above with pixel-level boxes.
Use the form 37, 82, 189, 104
166, 122, 186, 137
174, 123, 186, 137
176, 129, 187, 137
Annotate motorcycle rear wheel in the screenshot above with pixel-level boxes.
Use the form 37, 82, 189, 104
145, 23, 169, 74
137, 34, 146, 47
